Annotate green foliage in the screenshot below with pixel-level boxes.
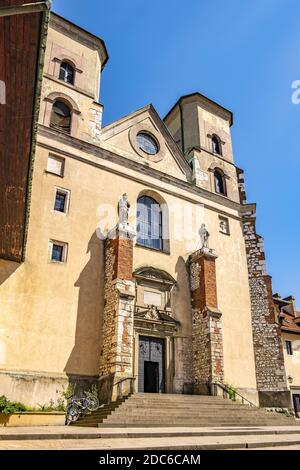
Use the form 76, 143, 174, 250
227, 385, 236, 401
0, 395, 27, 415
0, 395, 67, 415
37, 398, 66, 412
84, 384, 98, 400
61, 383, 76, 402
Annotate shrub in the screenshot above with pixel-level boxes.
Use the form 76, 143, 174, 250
227, 385, 236, 401
0, 396, 27, 415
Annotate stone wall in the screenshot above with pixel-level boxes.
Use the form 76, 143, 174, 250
242, 205, 290, 408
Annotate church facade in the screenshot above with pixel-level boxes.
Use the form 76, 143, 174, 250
0, 12, 293, 409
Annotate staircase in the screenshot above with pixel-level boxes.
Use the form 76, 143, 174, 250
74, 393, 297, 428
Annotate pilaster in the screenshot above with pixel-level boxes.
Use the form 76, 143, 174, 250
99, 223, 136, 402
189, 247, 224, 394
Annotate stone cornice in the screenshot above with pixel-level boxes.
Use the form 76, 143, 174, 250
189, 146, 236, 167
37, 125, 243, 220
50, 12, 108, 69
43, 73, 98, 101
164, 92, 233, 127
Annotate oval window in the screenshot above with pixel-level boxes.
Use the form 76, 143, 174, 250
136, 132, 159, 155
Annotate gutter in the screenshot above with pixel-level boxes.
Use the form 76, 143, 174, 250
0, 1, 51, 17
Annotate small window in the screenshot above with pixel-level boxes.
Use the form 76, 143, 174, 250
50, 100, 71, 134
54, 188, 69, 213
50, 241, 68, 263
214, 170, 226, 196
219, 216, 230, 235
286, 340, 293, 356
47, 155, 65, 177
59, 62, 75, 85
212, 135, 222, 155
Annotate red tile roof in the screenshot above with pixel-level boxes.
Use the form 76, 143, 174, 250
280, 308, 300, 335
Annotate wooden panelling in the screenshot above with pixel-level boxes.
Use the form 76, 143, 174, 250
0, 0, 44, 261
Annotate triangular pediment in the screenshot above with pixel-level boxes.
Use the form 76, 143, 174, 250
100, 105, 192, 181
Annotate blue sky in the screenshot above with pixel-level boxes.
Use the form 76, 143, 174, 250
52, 0, 300, 306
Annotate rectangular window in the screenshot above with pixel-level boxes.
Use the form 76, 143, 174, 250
286, 340, 293, 356
219, 216, 230, 235
47, 154, 65, 177
50, 241, 68, 263
53, 188, 70, 214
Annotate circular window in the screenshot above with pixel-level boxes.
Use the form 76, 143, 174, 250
136, 132, 159, 155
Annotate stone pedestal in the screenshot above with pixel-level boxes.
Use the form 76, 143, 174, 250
99, 224, 136, 402
189, 248, 224, 394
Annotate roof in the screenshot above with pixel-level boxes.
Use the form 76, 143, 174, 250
281, 309, 300, 335
163, 92, 233, 127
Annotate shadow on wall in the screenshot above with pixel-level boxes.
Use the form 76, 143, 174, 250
173, 256, 194, 393
174, 256, 192, 334
0, 260, 20, 286
64, 231, 105, 391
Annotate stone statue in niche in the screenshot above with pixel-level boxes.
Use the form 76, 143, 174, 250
199, 224, 210, 249
219, 219, 227, 234
118, 193, 130, 225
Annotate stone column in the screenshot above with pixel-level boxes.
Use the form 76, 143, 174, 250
189, 247, 224, 395
99, 223, 136, 402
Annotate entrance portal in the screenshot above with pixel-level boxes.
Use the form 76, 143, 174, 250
293, 394, 300, 417
138, 336, 165, 393
144, 361, 159, 393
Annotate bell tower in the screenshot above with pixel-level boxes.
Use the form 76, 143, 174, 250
164, 93, 240, 203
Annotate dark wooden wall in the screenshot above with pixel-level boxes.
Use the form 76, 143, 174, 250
0, 0, 44, 261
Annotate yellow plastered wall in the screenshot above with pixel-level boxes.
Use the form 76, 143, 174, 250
282, 333, 300, 388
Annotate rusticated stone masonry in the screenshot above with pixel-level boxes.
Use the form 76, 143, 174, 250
189, 248, 224, 395
238, 168, 290, 408
99, 224, 136, 402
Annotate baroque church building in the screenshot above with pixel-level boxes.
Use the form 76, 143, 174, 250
0, 12, 296, 411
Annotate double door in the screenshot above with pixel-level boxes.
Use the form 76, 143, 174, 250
138, 336, 165, 393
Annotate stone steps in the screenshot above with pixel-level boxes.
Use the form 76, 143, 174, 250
2, 427, 300, 450
74, 393, 297, 428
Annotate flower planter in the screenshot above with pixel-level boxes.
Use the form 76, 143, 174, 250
0, 412, 65, 427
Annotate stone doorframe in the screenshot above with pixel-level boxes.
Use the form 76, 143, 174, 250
133, 312, 180, 394
133, 330, 173, 394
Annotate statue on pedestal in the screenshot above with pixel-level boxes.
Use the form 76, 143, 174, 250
199, 223, 210, 249
118, 193, 130, 226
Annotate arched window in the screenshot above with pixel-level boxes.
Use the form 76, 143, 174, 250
59, 62, 75, 85
214, 170, 226, 195
50, 100, 71, 133
137, 196, 163, 250
212, 135, 222, 155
